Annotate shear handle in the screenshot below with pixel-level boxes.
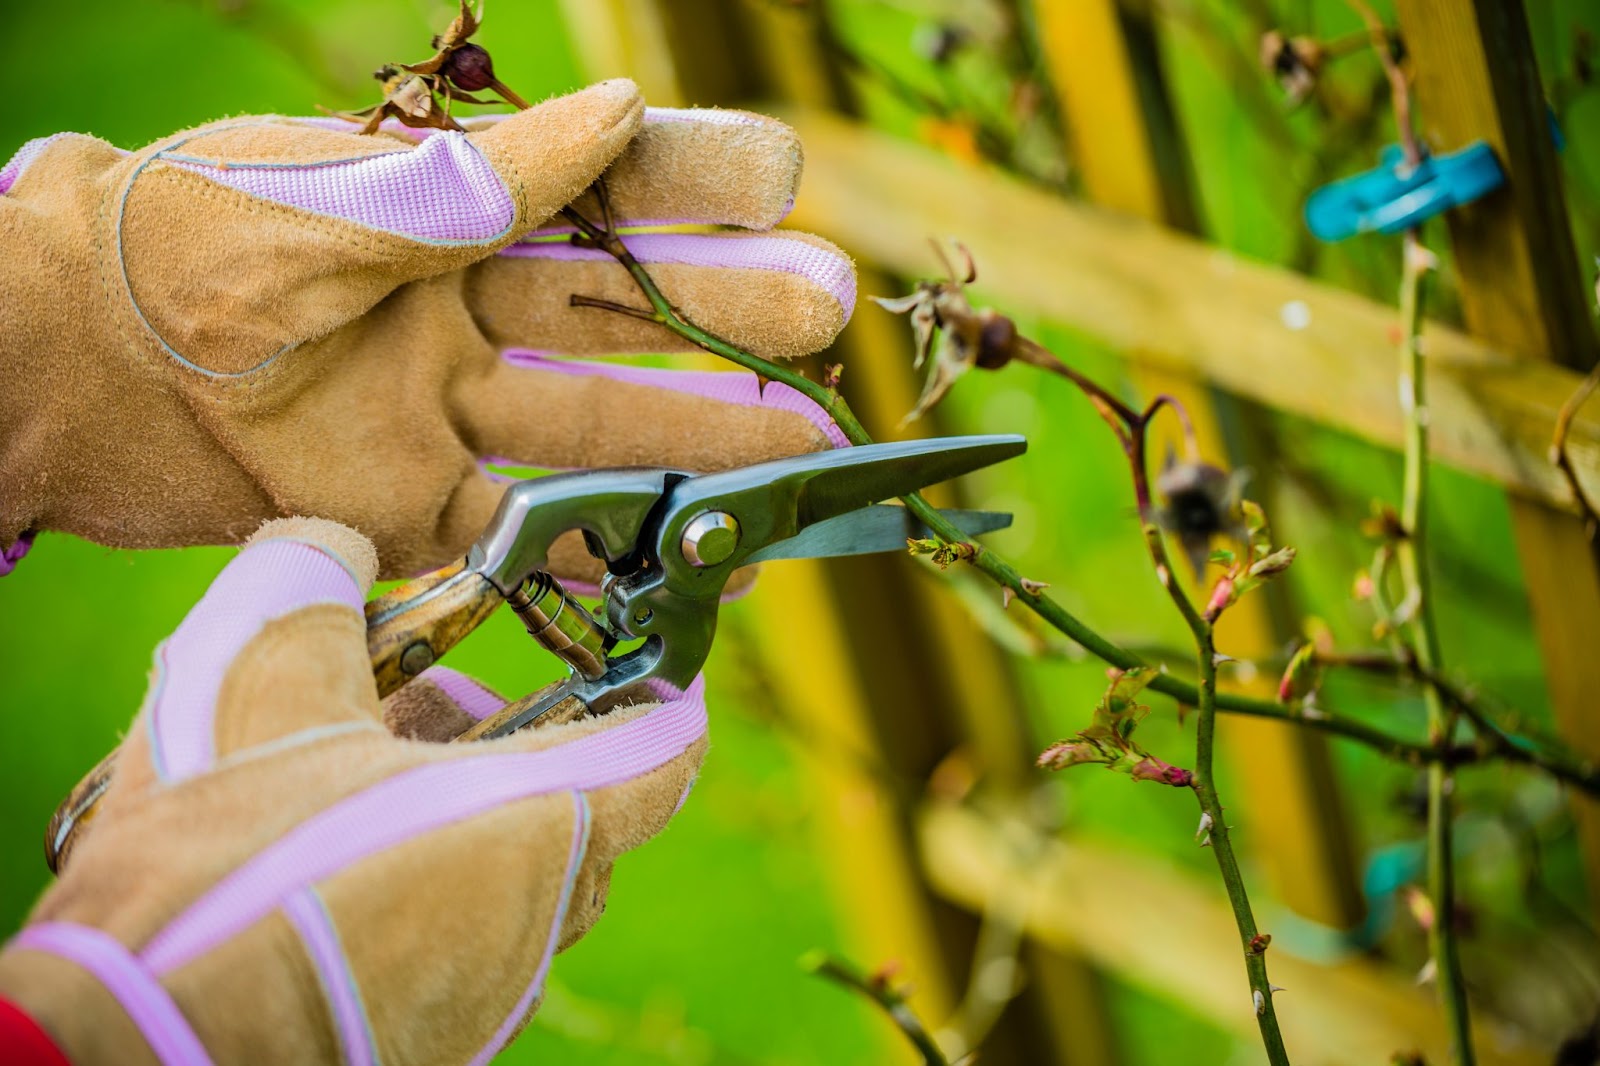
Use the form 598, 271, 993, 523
468, 468, 682, 595
366, 560, 504, 695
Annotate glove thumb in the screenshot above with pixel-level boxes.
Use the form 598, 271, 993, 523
104, 80, 643, 377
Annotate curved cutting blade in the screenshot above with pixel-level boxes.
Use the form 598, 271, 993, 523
667, 435, 1027, 563
744, 506, 1012, 564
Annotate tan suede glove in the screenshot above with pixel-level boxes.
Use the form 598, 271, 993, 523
0, 518, 707, 1065
0, 80, 853, 579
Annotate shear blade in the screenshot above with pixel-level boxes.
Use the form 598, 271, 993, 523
745, 506, 1012, 564
784, 435, 1027, 529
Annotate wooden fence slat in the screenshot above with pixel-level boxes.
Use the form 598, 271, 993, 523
919, 802, 1548, 1066
1392, 0, 1600, 902
773, 107, 1600, 512
1032, 0, 1364, 932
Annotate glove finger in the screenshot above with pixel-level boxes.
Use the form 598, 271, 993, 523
467, 230, 856, 362
116, 81, 642, 377
457, 352, 845, 474
460, 106, 803, 231
120, 518, 384, 791
414, 678, 710, 962
381, 666, 507, 742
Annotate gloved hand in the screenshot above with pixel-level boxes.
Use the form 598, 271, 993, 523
0, 80, 853, 579
0, 517, 707, 1065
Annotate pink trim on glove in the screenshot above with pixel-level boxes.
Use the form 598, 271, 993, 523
409, 106, 769, 131
642, 106, 768, 127
9, 923, 213, 1066
0, 532, 33, 577
466, 791, 591, 1066
501, 351, 850, 449
0, 135, 71, 195
140, 677, 707, 976
146, 539, 364, 783
160, 131, 514, 244
417, 666, 504, 722
499, 233, 856, 321
282, 889, 377, 1066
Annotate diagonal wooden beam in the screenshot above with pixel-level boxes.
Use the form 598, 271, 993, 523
773, 107, 1600, 513
920, 802, 1548, 1066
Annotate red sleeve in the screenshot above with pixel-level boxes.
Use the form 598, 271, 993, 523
0, 996, 70, 1066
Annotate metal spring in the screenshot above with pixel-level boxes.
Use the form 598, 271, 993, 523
506, 571, 611, 680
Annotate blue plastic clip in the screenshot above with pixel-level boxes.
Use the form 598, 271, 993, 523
1304, 140, 1505, 241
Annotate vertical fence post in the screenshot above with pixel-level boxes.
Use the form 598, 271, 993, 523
1030, 0, 1366, 931
1392, 0, 1600, 903
556, 3, 1118, 1060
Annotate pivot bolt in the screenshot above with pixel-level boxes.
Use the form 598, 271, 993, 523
400, 641, 435, 676
680, 511, 740, 568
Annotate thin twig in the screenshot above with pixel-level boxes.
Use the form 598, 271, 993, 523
1550, 363, 1600, 540
804, 954, 949, 1066
1350, 1, 1477, 1049
1393, 225, 1475, 1064
1192, 618, 1291, 1064
1317, 649, 1600, 790
1348, 0, 1423, 168
1123, 408, 1290, 1064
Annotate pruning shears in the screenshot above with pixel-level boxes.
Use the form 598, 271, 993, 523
368, 434, 1024, 737
47, 436, 1024, 867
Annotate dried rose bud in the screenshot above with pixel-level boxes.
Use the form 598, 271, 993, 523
1260, 30, 1325, 104
974, 310, 1017, 369
1155, 456, 1248, 577
443, 42, 497, 92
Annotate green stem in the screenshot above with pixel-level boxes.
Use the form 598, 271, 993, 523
1192, 623, 1292, 1066
805, 954, 949, 1066
561, 208, 1600, 799
1127, 430, 1289, 1066
1395, 230, 1474, 1064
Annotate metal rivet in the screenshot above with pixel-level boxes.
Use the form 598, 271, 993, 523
400, 641, 435, 676
680, 511, 740, 568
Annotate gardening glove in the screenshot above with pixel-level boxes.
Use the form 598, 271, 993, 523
0, 79, 853, 580
0, 517, 708, 1065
